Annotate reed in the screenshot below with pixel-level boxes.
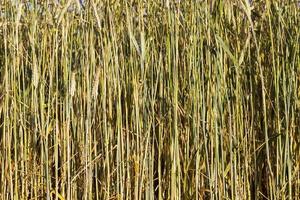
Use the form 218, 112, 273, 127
0, 0, 299, 199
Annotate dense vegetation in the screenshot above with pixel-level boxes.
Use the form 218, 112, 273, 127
0, 0, 299, 199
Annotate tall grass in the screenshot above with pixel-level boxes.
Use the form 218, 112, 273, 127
0, 0, 299, 199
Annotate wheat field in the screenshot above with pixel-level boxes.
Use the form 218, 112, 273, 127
0, 0, 299, 199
